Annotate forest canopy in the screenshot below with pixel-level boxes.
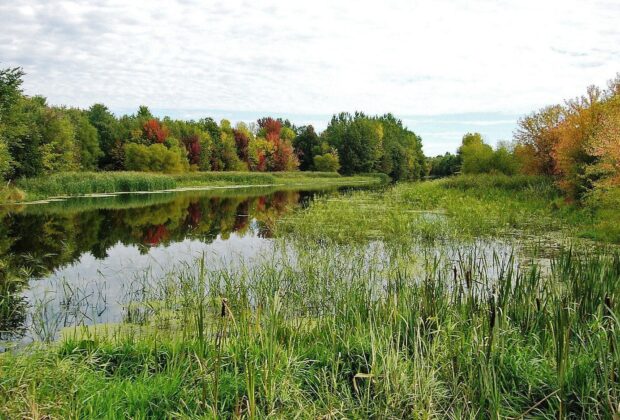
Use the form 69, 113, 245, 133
0, 68, 427, 182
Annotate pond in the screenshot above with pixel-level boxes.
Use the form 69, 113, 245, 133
0, 185, 369, 349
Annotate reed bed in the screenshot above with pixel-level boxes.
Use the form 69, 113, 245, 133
8, 171, 385, 203
15, 172, 177, 199
278, 175, 604, 244
1, 241, 618, 418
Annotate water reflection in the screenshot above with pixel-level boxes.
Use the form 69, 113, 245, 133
0, 187, 330, 344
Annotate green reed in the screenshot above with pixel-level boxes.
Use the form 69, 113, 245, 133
1, 239, 618, 418
8, 171, 386, 203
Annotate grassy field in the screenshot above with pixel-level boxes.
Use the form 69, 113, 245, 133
2, 171, 387, 203
1, 175, 619, 418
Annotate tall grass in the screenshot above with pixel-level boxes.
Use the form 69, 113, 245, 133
15, 172, 176, 199
1, 241, 618, 418
9, 171, 386, 203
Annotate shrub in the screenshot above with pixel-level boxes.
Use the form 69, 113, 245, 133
124, 143, 189, 173
313, 153, 341, 172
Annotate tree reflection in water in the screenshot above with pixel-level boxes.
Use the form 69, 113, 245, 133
0, 187, 320, 343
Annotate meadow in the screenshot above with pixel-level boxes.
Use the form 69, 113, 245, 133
0, 175, 619, 418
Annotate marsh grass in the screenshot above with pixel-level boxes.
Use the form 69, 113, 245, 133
15, 172, 177, 200
278, 174, 608, 244
8, 171, 386, 203
1, 241, 618, 418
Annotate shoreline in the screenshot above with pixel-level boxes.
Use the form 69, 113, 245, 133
1, 172, 387, 205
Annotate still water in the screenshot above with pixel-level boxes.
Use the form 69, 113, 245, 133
0, 186, 359, 347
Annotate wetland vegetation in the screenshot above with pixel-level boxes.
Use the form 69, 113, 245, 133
0, 174, 619, 418
0, 68, 619, 417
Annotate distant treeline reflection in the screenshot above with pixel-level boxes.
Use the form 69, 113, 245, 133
0, 189, 308, 279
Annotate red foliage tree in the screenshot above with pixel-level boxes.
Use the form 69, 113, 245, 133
182, 134, 201, 165
233, 129, 250, 162
272, 138, 296, 171
257, 117, 282, 138
143, 119, 169, 143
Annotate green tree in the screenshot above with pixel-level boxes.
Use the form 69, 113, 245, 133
0, 139, 12, 179
4, 96, 46, 178
39, 107, 80, 173
428, 152, 460, 177
0, 67, 24, 123
66, 109, 103, 170
88, 104, 119, 169
492, 142, 518, 175
459, 133, 494, 174
293, 125, 320, 170
376, 114, 425, 180
0, 67, 25, 179
323, 112, 383, 175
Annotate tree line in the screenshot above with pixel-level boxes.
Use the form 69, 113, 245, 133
0, 68, 426, 181
427, 74, 620, 201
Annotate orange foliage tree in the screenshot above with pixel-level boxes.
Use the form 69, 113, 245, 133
514, 75, 620, 200
143, 119, 169, 144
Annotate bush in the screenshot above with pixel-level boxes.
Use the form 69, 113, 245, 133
124, 143, 189, 173
313, 153, 340, 172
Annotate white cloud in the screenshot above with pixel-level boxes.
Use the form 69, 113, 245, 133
1, 0, 619, 153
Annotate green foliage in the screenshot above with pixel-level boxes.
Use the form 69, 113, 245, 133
0, 67, 25, 179
293, 125, 320, 171
427, 152, 460, 177
88, 103, 120, 169
322, 112, 424, 179
323, 112, 383, 174
458, 132, 494, 174
40, 107, 80, 173
67, 109, 103, 170
4, 96, 46, 178
207, 119, 244, 171
313, 152, 340, 172
378, 113, 425, 180
124, 143, 189, 173
0, 138, 13, 179
491, 142, 518, 175
0, 67, 24, 122
459, 133, 517, 175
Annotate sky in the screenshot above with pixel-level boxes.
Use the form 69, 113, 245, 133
1, 0, 619, 156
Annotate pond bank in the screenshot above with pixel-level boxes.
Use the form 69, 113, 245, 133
1, 171, 388, 204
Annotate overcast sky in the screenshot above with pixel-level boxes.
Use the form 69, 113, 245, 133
1, 0, 619, 155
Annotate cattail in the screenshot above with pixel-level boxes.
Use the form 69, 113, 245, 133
489, 293, 496, 330
465, 270, 472, 289
604, 294, 612, 317
453, 266, 457, 283
221, 298, 229, 317
536, 297, 541, 312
